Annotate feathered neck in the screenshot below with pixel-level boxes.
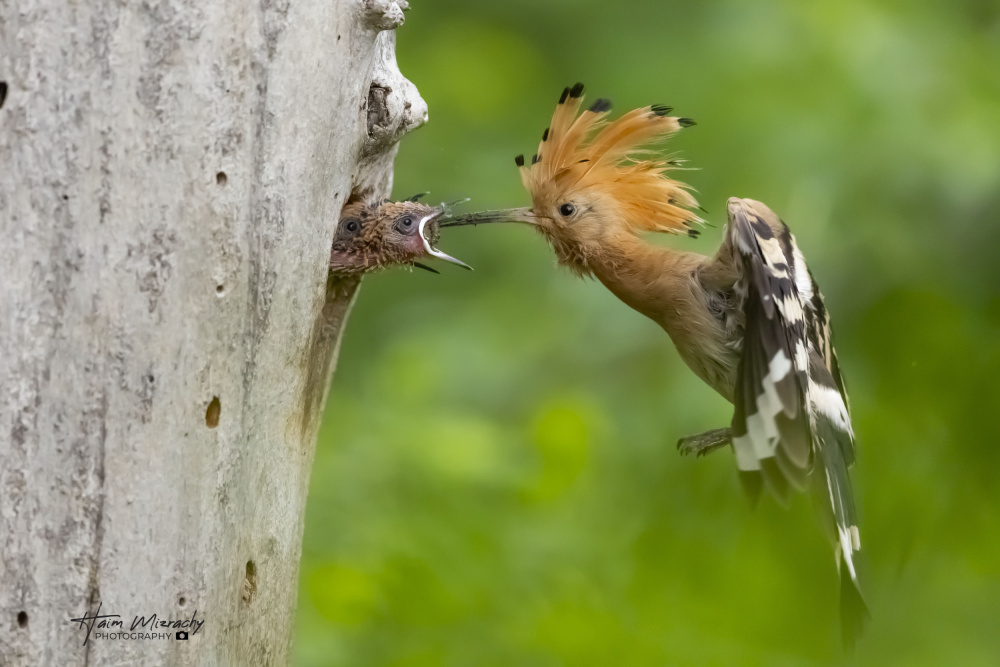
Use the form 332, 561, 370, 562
569, 231, 706, 324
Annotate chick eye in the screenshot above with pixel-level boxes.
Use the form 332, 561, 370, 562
396, 216, 415, 233
345, 220, 359, 233
559, 203, 576, 217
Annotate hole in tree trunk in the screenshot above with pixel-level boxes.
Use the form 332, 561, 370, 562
0, 82, 7, 110
216, 171, 227, 186
242, 560, 257, 604
366, 84, 391, 136
17, 611, 27, 628
205, 396, 221, 428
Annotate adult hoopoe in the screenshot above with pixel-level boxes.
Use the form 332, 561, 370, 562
441, 83, 867, 641
331, 195, 471, 275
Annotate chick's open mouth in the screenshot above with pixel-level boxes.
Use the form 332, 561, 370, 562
418, 210, 472, 270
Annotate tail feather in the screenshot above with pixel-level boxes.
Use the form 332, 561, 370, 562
815, 407, 866, 646
839, 557, 870, 649
814, 406, 860, 569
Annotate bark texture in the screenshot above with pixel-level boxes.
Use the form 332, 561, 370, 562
0, 0, 425, 664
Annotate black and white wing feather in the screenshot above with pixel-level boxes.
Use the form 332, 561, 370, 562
723, 198, 865, 637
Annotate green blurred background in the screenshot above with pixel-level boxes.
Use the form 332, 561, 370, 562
296, 1, 1000, 664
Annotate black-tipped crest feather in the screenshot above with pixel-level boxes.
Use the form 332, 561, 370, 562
588, 98, 613, 113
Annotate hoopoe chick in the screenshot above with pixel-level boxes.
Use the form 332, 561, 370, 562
441, 83, 867, 642
330, 195, 471, 276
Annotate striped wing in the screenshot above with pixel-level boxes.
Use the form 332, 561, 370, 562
724, 198, 864, 626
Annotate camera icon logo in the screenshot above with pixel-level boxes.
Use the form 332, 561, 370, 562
176, 631, 189, 640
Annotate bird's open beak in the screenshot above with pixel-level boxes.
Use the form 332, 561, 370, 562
418, 210, 473, 270
438, 207, 538, 228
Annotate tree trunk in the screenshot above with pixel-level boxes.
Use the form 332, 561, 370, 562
0, 0, 424, 664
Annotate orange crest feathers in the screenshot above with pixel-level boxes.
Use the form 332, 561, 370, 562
516, 83, 702, 236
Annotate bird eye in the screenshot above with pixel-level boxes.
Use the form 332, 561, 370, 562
395, 216, 416, 233
559, 203, 576, 217
401, 216, 413, 227
346, 220, 359, 233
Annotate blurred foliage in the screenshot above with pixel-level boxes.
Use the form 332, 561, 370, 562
296, 0, 1000, 664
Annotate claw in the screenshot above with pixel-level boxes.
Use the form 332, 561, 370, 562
677, 428, 732, 458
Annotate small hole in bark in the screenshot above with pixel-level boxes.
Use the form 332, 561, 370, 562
17, 611, 27, 628
242, 560, 257, 604
0, 82, 7, 110
178, 596, 186, 607
62, 194, 69, 201
366, 85, 391, 135
205, 396, 221, 428
216, 284, 225, 295
216, 171, 227, 186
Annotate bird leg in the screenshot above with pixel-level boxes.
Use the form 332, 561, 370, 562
676, 427, 732, 457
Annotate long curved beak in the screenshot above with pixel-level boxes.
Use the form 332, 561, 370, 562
418, 211, 473, 270
438, 207, 538, 228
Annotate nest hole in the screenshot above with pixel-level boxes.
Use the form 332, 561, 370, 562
242, 560, 258, 604
205, 396, 221, 428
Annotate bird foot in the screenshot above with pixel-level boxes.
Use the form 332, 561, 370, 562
676, 428, 732, 457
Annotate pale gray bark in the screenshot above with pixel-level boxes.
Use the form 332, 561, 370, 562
0, 0, 425, 664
